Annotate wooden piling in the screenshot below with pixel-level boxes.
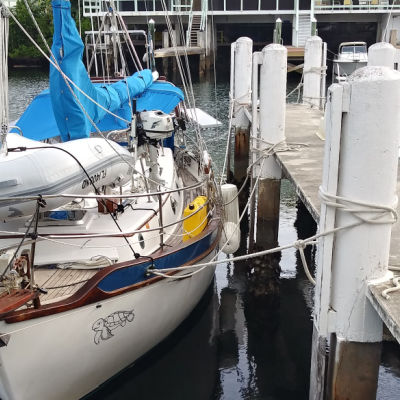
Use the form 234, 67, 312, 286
233, 127, 249, 185
256, 178, 280, 248
231, 37, 253, 187
326, 337, 381, 400
199, 54, 206, 79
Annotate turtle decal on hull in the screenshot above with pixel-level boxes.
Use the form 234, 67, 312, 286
92, 310, 135, 344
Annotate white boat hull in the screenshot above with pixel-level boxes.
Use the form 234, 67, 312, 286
0, 254, 216, 400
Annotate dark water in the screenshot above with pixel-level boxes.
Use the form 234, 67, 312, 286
7, 69, 400, 399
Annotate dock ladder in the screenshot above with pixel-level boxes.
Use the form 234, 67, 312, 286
185, 0, 208, 47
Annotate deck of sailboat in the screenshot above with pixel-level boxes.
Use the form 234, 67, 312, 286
33, 165, 205, 305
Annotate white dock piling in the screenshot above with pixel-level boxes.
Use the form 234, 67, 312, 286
303, 36, 323, 109
232, 37, 253, 185
233, 37, 253, 129
258, 44, 287, 180
254, 44, 287, 246
368, 42, 396, 68
310, 67, 400, 399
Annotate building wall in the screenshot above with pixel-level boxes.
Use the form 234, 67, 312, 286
381, 14, 400, 43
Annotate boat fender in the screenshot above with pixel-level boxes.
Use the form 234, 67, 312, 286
219, 184, 241, 254
220, 221, 240, 255
183, 196, 208, 242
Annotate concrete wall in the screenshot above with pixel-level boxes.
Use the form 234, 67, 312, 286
381, 14, 400, 43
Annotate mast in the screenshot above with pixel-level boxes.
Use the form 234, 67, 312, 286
0, 2, 8, 156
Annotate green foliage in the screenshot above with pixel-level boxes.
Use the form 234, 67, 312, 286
8, 0, 53, 59
8, 0, 91, 60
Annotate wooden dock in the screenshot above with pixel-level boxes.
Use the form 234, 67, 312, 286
278, 104, 400, 344
154, 46, 205, 58
154, 45, 303, 60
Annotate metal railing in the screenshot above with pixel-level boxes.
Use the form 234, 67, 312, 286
83, 0, 298, 16
314, 0, 400, 11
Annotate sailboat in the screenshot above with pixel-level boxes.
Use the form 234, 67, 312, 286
0, 0, 239, 398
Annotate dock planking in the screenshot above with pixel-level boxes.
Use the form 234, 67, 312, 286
278, 103, 400, 343
154, 46, 205, 58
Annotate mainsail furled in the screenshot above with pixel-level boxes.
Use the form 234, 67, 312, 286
50, 0, 154, 141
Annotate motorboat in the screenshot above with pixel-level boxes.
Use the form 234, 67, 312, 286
332, 41, 368, 82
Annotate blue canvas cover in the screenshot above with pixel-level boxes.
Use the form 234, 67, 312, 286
50, 0, 153, 141
12, 89, 59, 141
13, 80, 184, 140
12, 0, 184, 141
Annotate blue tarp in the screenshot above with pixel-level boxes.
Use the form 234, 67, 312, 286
12, 0, 184, 141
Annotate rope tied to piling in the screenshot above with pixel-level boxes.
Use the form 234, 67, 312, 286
230, 91, 253, 119
303, 66, 328, 75
231, 91, 252, 107
319, 187, 400, 298
146, 182, 399, 288
319, 187, 398, 225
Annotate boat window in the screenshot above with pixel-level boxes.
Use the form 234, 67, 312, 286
354, 45, 367, 53
341, 45, 366, 54
341, 46, 355, 54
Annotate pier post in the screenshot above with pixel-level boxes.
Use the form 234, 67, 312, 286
205, 17, 215, 78
255, 44, 287, 247
368, 42, 396, 68
171, 29, 178, 79
162, 30, 169, 75
232, 37, 253, 186
310, 67, 400, 399
273, 18, 282, 44
198, 31, 206, 79
303, 36, 323, 108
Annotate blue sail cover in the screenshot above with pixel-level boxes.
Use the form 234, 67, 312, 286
13, 81, 184, 140
50, 0, 156, 141
13, 0, 184, 141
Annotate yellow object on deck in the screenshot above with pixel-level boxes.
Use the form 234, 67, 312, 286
183, 196, 208, 242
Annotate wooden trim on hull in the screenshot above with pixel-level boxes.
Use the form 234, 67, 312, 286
3, 219, 221, 324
